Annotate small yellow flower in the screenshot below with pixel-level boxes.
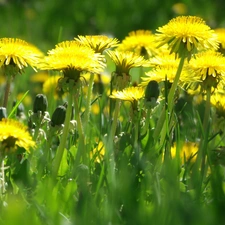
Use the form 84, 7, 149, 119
43, 75, 64, 99
171, 141, 198, 163
140, 53, 199, 87
91, 141, 105, 163
117, 30, 160, 57
188, 50, 225, 90
75, 35, 119, 53
110, 86, 145, 102
30, 71, 49, 83
0, 119, 35, 153
106, 50, 148, 74
156, 16, 219, 56
215, 28, 225, 50
0, 38, 43, 71
210, 92, 225, 117
40, 40, 106, 74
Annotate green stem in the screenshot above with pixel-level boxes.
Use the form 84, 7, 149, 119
141, 106, 151, 136
110, 99, 121, 140
1, 160, 5, 196
199, 88, 211, 180
74, 96, 86, 164
52, 81, 74, 177
153, 55, 186, 141
106, 99, 121, 192
84, 73, 95, 133
2, 75, 12, 108
134, 114, 139, 163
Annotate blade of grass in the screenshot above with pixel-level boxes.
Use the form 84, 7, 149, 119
8, 90, 29, 118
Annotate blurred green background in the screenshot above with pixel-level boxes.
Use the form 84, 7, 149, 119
1, 0, 225, 52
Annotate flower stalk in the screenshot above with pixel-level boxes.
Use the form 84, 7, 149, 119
2, 75, 12, 108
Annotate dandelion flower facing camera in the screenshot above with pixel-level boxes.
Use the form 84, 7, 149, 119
0, 119, 35, 154
156, 16, 219, 57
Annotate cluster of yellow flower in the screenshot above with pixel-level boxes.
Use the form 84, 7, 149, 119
1, 15, 225, 164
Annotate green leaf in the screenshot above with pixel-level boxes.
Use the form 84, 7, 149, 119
8, 90, 29, 118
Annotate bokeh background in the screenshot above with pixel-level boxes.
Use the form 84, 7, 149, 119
1, 0, 225, 52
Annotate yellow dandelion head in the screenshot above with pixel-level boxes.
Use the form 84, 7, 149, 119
188, 50, 225, 90
75, 35, 119, 53
91, 141, 105, 163
210, 92, 225, 117
141, 53, 199, 86
156, 16, 219, 56
215, 28, 225, 50
117, 30, 160, 57
0, 119, 35, 153
40, 40, 106, 74
30, 71, 49, 83
171, 141, 198, 163
43, 75, 63, 99
107, 50, 148, 74
0, 38, 43, 71
110, 86, 145, 102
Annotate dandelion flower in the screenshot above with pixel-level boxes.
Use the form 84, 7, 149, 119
110, 86, 145, 102
117, 30, 160, 57
106, 50, 147, 74
30, 71, 49, 83
156, 16, 219, 56
171, 141, 198, 164
43, 75, 63, 99
0, 119, 35, 153
0, 38, 43, 71
210, 92, 225, 117
40, 41, 106, 74
215, 28, 225, 52
75, 35, 119, 53
91, 141, 105, 163
188, 50, 225, 90
140, 53, 199, 87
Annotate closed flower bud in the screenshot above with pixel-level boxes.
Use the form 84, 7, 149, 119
145, 80, 160, 102
51, 105, 66, 127
33, 94, 48, 114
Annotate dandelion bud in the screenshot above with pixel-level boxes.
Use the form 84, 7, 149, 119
33, 94, 48, 114
145, 80, 159, 102
0, 107, 7, 120
51, 105, 66, 127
